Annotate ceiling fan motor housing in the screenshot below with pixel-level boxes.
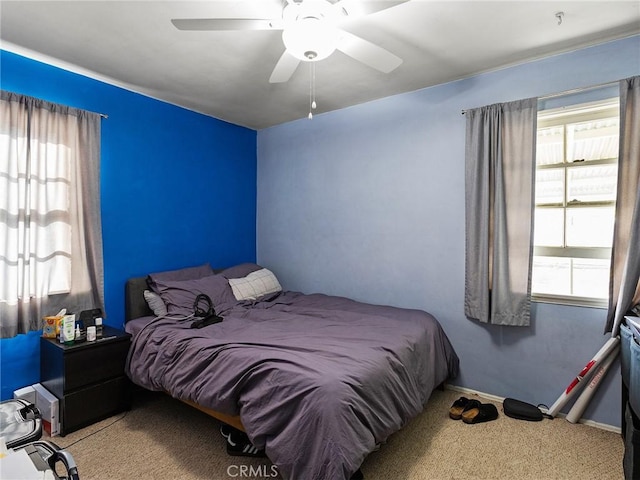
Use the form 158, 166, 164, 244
282, 0, 341, 61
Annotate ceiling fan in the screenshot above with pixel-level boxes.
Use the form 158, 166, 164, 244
171, 0, 407, 84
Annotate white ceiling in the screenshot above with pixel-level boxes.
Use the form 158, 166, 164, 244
1, 1, 639, 130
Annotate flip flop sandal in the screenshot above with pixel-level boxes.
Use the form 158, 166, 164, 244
449, 396, 471, 420
462, 402, 499, 424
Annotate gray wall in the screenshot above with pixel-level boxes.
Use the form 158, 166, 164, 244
257, 35, 640, 427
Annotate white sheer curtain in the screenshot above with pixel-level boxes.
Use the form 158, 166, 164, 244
0, 91, 104, 338
464, 98, 538, 326
607, 76, 640, 334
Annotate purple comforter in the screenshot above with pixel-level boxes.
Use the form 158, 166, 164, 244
126, 291, 459, 480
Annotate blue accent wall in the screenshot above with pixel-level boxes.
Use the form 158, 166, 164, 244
257, 35, 640, 427
0, 50, 257, 400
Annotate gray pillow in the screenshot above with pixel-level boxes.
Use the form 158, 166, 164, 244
156, 274, 236, 315
143, 290, 168, 317
147, 263, 214, 294
221, 262, 262, 279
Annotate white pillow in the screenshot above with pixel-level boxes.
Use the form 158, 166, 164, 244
229, 268, 282, 301
144, 289, 168, 317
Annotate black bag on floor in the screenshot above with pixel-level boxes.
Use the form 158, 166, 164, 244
503, 398, 546, 421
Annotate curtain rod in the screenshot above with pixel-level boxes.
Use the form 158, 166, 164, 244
461, 79, 620, 115
78, 108, 107, 119
83, 110, 108, 119
2, 89, 109, 118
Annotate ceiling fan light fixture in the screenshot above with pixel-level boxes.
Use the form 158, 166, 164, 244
282, 17, 339, 61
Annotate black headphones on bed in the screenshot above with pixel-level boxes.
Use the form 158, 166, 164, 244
193, 293, 214, 318
191, 294, 223, 329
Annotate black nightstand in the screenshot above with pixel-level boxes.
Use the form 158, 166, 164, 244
40, 326, 132, 436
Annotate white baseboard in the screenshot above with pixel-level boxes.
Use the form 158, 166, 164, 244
444, 384, 621, 434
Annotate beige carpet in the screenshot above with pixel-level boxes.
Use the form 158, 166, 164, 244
42, 388, 623, 480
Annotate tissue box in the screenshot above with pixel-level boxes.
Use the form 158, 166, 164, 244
42, 316, 61, 338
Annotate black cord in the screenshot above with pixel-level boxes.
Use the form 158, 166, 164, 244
62, 411, 128, 449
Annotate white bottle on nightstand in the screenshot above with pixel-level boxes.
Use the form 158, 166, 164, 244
95, 317, 103, 338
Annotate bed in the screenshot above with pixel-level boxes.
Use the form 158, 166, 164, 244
124, 263, 459, 480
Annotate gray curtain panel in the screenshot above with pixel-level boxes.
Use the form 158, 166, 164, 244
607, 76, 640, 335
0, 91, 104, 338
464, 98, 538, 326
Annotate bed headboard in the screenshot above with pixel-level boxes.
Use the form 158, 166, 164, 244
125, 277, 153, 323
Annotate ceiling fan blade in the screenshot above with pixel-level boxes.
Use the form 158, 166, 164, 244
171, 18, 280, 31
269, 51, 301, 83
337, 30, 402, 73
336, 0, 409, 18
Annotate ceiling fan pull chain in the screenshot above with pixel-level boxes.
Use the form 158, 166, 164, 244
312, 62, 317, 111
308, 62, 312, 119
308, 62, 317, 119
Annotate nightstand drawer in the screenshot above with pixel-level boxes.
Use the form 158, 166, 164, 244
64, 340, 130, 391
62, 376, 131, 435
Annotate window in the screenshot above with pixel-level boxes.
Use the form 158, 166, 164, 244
0, 91, 103, 338
0, 126, 73, 303
532, 99, 619, 306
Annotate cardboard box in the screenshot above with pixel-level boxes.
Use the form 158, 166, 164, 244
31, 383, 59, 437
12, 386, 36, 405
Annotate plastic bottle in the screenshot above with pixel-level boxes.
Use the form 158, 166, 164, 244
95, 317, 103, 338
62, 314, 75, 345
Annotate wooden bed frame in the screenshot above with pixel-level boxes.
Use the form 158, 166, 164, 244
125, 276, 245, 432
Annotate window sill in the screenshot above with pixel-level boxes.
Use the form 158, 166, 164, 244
532, 294, 608, 309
